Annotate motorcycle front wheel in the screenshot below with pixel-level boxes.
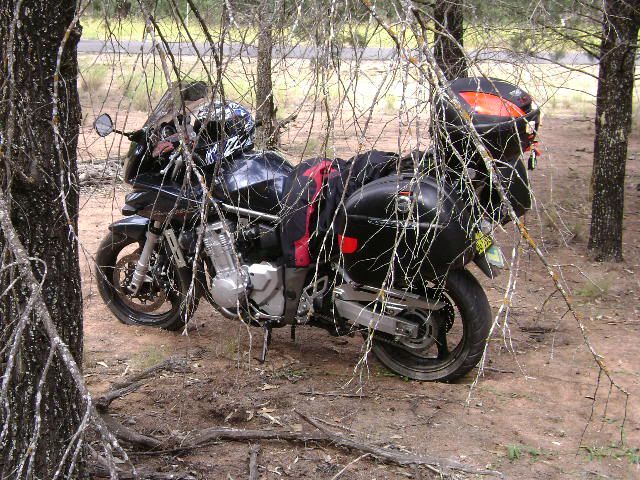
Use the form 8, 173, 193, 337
95, 231, 198, 331
370, 269, 491, 382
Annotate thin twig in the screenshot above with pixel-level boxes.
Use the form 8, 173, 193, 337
298, 389, 369, 398
330, 453, 370, 480
248, 444, 260, 480
295, 410, 502, 477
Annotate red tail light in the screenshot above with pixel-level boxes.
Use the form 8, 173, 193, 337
459, 91, 525, 118
338, 235, 358, 254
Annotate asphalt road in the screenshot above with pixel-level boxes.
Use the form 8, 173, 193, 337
78, 39, 609, 65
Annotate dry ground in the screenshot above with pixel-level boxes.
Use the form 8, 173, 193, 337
78, 112, 640, 479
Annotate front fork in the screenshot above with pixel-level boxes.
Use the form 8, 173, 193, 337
127, 220, 163, 294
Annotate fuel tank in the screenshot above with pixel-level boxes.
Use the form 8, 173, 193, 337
209, 150, 293, 214
335, 174, 474, 287
126, 174, 203, 219
124, 150, 292, 219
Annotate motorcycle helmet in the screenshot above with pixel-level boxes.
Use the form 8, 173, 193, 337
194, 101, 255, 164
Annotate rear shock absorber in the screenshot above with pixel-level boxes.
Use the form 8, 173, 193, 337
127, 221, 163, 294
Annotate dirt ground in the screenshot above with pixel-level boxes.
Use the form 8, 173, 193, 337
78, 112, 640, 479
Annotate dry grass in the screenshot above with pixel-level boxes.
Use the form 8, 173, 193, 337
79, 53, 638, 119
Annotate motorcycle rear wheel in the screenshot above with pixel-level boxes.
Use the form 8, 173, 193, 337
95, 231, 198, 330
370, 269, 491, 382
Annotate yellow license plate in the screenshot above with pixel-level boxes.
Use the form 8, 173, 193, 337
474, 231, 493, 254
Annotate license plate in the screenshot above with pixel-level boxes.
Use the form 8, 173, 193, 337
474, 231, 493, 254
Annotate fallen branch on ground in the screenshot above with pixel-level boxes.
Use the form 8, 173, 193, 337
100, 414, 163, 450
248, 444, 260, 480
90, 451, 195, 480
96, 356, 190, 411
478, 366, 516, 374
111, 356, 190, 390
96, 379, 149, 412
90, 463, 195, 480
296, 411, 502, 477
298, 389, 368, 398
186, 426, 325, 445
179, 412, 501, 477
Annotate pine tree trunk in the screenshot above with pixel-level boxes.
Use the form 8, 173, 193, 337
588, 0, 639, 261
255, 0, 277, 149
0, 1, 85, 478
433, 0, 467, 80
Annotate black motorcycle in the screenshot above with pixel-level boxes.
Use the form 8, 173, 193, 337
94, 77, 539, 381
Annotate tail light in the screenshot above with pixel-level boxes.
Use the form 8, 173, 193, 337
458, 92, 525, 118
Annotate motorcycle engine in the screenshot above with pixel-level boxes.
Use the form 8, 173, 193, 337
246, 262, 284, 316
202, 221, 284, 316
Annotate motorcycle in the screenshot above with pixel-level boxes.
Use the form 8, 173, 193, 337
94, 77, 540, 381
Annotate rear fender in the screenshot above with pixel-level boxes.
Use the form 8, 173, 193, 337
474, 254, 498, 279
108, 215, 149, 242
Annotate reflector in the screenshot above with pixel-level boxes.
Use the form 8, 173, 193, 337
337, 234, 358, 254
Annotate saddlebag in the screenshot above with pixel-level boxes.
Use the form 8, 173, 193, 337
280, 150, 398, 268
334, 174, 473, 287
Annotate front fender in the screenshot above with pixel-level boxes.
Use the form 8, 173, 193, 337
108, 215, 149, 242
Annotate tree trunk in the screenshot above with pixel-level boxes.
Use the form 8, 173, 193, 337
433, 0, 467, 80
588, 0, 639, 261
255, 0, 277, 149
0, 1, 85, 478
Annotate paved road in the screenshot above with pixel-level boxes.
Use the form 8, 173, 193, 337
78, 39, 397, 60
78, 39, 610, 65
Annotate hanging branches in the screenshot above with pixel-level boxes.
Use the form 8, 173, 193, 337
0, 192, 131, 478
363, 0, 630, 425
1, 0, 636, 477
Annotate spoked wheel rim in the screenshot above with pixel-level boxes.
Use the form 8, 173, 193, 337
111, 244, 182, 322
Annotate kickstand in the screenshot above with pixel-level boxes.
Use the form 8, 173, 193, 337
259, 322, 273, 364
290, 324, 296, 342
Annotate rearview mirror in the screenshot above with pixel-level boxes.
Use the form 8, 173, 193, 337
94, 113, 114, 137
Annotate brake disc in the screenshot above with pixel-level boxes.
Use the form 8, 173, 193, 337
440, 299, 455, 332
115, 252, 167, 313
423, 288, 455, 332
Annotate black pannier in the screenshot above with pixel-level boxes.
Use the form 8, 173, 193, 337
334, 174, 473, 287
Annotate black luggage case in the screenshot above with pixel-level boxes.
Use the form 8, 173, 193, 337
335, 174, 473, 287
434, 77, 540, 162
433, 77, 539, 222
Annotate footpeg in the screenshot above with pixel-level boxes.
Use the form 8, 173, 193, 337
259, 322, 273, 363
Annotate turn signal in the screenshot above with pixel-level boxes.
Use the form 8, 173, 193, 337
459, 92, 525, 118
